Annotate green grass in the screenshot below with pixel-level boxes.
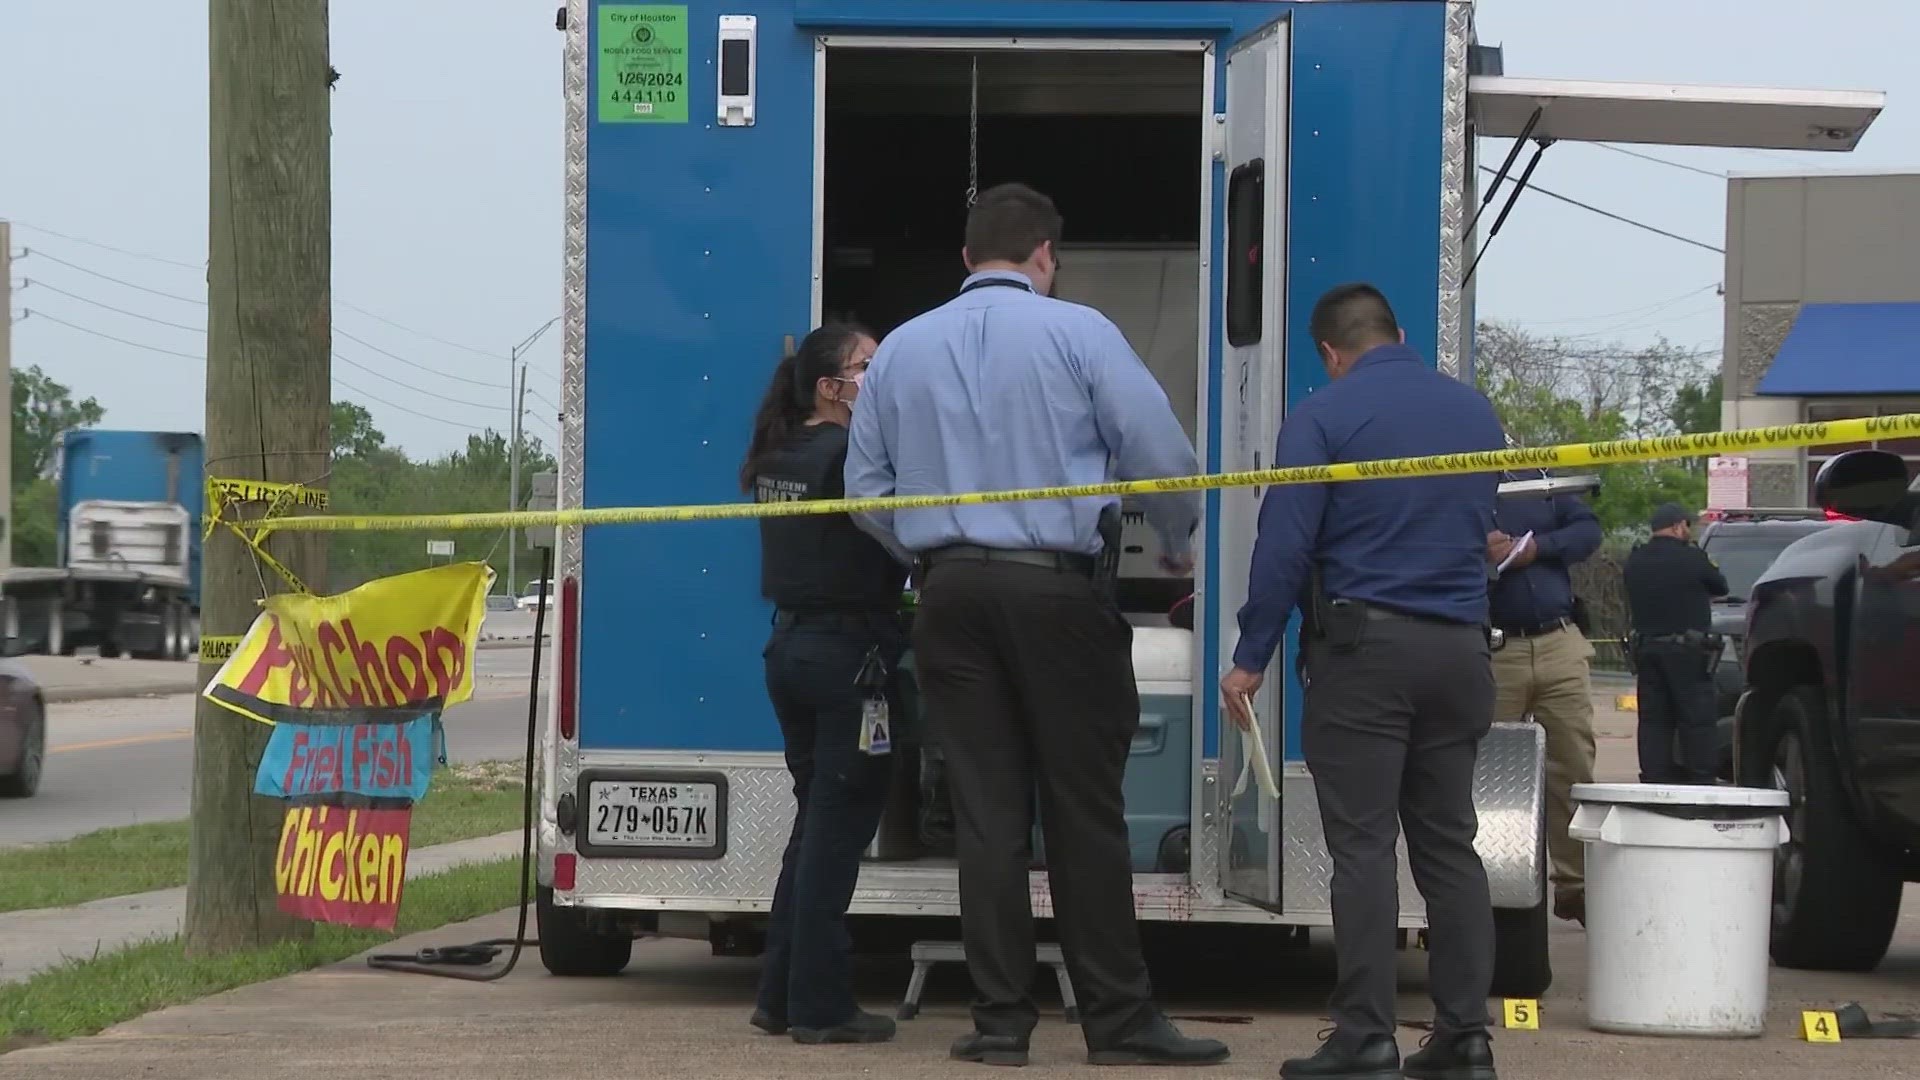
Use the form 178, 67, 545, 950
0, 857, 528, 1052
0, 761, 529, 913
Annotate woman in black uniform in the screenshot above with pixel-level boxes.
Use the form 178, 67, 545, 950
740, 323, 907, 1045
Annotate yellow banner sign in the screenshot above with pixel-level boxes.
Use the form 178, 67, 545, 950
204, 562, 495, 725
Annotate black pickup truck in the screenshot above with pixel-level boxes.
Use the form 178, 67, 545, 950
1699, 510, 1838, 718
1732, 448, 1920, 973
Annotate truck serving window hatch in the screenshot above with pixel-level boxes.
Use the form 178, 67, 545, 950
1468, 76, 1884, 150
1461, 76, 1885, 283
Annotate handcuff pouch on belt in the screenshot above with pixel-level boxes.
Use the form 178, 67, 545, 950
854, 645, 893, 756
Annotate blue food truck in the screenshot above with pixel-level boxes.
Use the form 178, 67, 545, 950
533, 0, 1883, 997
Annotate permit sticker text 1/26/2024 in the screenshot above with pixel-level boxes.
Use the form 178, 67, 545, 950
597, 4, 690, 124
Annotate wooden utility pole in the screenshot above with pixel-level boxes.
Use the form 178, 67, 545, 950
186, 0, 333, 955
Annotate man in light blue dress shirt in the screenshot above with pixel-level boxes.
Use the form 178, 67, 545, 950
846, 183, 1220, 1069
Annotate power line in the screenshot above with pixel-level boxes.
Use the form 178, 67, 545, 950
21, 308, 488, 432
333, 376, 489, 431
525, 386, 562, 413
1517, 282, 1721, 328
1478, 167, 1725, 254
21, 310, 206, 360
28, 250, 520, 396
19, 249, 205, 304
331, 351, 509, 413
1592, 143, 1726, 180
16, 224, 533, 364
339, 300, 506, 360
336, 326, 508, 389
26, 275, 509, 413
20, 279, 207, 334
11, 222, 207, 270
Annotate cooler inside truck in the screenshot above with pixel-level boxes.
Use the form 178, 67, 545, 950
538, 0, 1881, 989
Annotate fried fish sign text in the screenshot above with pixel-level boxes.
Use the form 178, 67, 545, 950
205, 562, 494, 725
275, 805, 413, 930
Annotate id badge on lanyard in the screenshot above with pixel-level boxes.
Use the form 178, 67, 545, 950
858, 694, 892, 756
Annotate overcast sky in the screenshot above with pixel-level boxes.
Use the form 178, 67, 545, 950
2, 1, 1913, 459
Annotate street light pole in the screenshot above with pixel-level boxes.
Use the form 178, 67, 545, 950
506, 316, 559, 595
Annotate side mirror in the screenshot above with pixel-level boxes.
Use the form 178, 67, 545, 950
1813, 449, 1917, 528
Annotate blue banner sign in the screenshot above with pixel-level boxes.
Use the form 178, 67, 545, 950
255, 714, 439, 802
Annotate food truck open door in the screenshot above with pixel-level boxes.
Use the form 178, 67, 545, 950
1212, 11, 1290, 915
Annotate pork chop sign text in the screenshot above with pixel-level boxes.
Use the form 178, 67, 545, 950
203, 562, 494, 726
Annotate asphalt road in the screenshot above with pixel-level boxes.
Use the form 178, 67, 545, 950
1, 646, 544, 848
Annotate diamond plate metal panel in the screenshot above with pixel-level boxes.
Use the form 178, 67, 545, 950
542, 0, 590, 889
569, 726, 1541, 923
1281, 721, 1545, 919
1434, 1, 1471, 381
576, 761, 795, 901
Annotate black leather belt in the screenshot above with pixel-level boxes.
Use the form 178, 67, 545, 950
920, 544, 1097, 574
772, 609, 894, 631
1496, 617, 1572, 639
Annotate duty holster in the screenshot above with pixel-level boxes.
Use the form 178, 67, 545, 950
1094, 502, 1124, 604
1306, 566, 1366, 654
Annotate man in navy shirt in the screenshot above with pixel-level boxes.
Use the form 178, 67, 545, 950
1487, 474, 1602, 928
1220, 284, 1506, 1080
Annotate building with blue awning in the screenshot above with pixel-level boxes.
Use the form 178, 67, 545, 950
1722, 170, 1920, 507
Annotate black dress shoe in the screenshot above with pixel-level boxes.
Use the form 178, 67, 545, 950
1402, 1030, 1497, 1080
790, 1009, 895, 1044
1087, 1014, 1230, 1066
749, 1009, 787, 1035
950, 1031, 1031, 1067
1278, 1032, 1400, 1079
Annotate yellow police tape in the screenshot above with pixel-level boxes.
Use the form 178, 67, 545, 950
242, 412, 1920, 535
204, 477, 330, 593
199, 635, 242, 665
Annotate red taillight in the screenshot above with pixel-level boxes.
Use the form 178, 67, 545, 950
553, 852, 577, 892
557, 574, 580, 740
1823, 508, 1859, 521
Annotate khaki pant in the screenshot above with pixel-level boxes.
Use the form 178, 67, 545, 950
1490, 624, 1596, 898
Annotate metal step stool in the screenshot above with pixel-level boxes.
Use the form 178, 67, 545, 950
897, 941, 1079, 1022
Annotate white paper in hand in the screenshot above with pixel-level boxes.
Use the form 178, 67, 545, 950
1228, 692, 1282, 836
1239, 693, 1281, 800
1495, 531, 1535, 576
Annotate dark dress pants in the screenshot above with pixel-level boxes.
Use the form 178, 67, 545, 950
911, 557, 1157, 1049
1301, 613, 1496, 1040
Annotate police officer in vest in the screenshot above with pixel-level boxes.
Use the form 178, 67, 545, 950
1622, 502, 1729, 783
740, 323, 908, 1046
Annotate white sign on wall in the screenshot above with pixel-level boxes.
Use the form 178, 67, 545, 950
1707, 456, 1750, 510
426, 539, 456, 557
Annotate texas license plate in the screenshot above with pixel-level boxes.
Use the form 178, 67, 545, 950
585, 779, 719, 849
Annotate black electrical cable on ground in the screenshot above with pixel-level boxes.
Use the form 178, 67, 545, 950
365, 543, 554, 980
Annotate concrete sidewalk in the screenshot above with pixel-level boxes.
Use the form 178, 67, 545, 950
0, 831, 523, 985
7, 900, 1920, 1079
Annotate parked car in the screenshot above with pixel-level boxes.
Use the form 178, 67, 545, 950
0, 649, 48, 799
1732, 449, 1920, 973
1698, 509, 1839, 717
517, 579, 554, 612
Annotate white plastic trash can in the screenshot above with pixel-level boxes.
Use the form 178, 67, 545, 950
1569, 782, 1791, 1038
